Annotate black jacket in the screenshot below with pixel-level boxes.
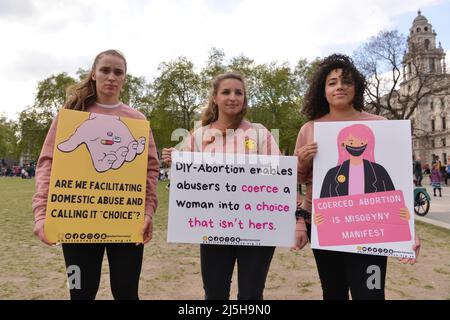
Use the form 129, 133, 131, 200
320, 159, 395, 198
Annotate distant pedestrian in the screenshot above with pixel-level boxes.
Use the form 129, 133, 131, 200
413, 157, 423, 186
431, 163, 442, 197
445, 162, 450, 186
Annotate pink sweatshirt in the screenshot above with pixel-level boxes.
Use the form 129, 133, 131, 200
181, 120, 281, 155
32, 103, 160, 223
295, 111, 385, 213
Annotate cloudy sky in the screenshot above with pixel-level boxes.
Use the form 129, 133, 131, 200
1, 0, 450, 120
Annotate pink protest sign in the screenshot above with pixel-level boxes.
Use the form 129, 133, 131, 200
313, 190, 411, 247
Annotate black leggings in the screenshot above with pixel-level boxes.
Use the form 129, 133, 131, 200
200, 244, 275, 300
62, 243, 143, 300
306, 223, 387, 300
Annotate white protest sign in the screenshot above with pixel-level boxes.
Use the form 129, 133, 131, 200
167, 152, 297, 247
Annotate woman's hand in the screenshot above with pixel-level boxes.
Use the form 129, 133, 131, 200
295, 142, 318, 168
291, 218, 308, 251
138, 215, 153, 245
398, 233, 421, 265
33, 219, 54, 246
162, 147, 175, 167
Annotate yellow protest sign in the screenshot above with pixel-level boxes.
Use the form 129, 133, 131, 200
44, 109, 149, 243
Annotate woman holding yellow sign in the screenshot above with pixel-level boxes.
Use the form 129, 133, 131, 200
32, 50, 159, 300
162, 72, 283, 300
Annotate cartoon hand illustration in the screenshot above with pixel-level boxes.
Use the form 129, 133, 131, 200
98, 153, 118, 172
57, 113, 146, 173
399, 208, 411, 221
314, 213, 324, 226
110, 146, 128, 170
125, 137, 146, 162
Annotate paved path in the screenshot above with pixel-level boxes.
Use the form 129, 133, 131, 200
414, 184, 450, 230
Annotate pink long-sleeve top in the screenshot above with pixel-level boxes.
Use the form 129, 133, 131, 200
181, 120, 281, 156
32, 103, 159, 223
295, 111, 385, 213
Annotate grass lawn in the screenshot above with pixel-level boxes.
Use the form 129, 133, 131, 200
1, 178, 449, 299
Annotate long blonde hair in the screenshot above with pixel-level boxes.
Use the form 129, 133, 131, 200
201, 72, 248, 127
64, 49, 127, 110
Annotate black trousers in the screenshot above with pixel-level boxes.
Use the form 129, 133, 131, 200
62, 243, 144, 300
306, 223, 387, 300
200, 244, 275, 300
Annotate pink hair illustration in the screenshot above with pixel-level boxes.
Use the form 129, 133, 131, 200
337, 124, 376, 165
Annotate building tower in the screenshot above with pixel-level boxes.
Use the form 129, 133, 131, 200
405, 11, 450, 167
402, 10, 446, 86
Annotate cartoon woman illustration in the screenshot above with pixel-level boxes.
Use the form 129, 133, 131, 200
320, 123, 394, 197
317, 123, 409, 224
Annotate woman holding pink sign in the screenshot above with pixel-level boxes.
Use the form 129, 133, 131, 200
294, 54, 421, 300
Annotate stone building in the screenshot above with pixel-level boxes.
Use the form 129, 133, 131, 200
405, 11, 450, 167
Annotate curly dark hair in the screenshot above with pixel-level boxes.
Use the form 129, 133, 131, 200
302, 53, 366, 120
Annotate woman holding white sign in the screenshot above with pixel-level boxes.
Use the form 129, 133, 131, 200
32, 50, 159, 299
162, 72, 282, 300
294, 54, 421, 300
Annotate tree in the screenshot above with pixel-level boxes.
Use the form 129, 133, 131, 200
247, 61, 307, 154
34, 72, 77, 120
120, 74, 154, 117
228, 54, 256, 79
0, 115, 19, 162
15, 73, 77, 161
148, 57, 203, 149
153, 57, 203, 130
353, 30, 449, 122
200, 47, 227, 88
16, 107, 49, 160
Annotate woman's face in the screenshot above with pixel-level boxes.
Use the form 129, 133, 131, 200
325, 68, 356, 110
92, 54, 126, 103
214, 78, 245, 119
342, 134, 368, 157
